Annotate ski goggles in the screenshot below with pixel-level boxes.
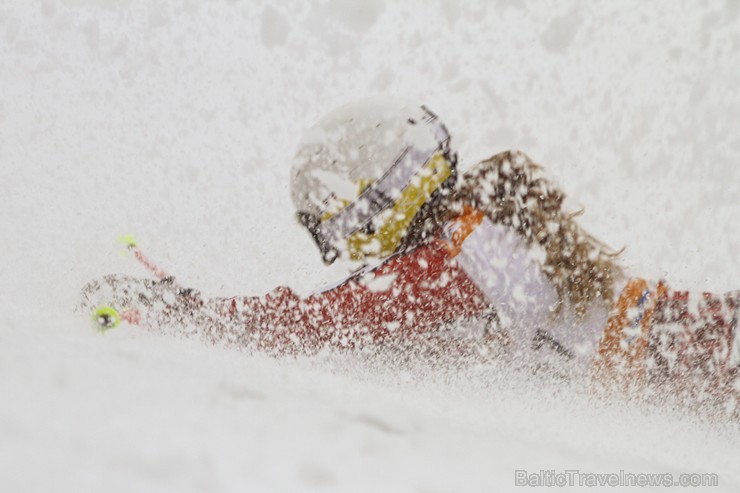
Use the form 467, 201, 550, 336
298, 111, 455, 264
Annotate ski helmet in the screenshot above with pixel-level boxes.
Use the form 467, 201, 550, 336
291, 99, 457, 264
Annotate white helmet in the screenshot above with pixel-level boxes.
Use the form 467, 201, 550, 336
291, 99, 457, 264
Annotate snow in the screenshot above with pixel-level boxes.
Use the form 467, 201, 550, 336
1, 0, 739, 491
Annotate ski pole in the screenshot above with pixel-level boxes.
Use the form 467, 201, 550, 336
120, 234, 174, 282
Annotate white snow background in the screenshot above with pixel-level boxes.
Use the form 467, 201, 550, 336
1, 1, 739, 492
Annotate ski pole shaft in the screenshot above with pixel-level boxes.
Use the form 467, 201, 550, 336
130, 245, 171, 281
121, 234, 175, 283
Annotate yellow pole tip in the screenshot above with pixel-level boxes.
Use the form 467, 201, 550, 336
119, 234, 138, 248
91, 305, 121, 331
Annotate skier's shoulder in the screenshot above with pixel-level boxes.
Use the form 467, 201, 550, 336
310, 240, 454, 296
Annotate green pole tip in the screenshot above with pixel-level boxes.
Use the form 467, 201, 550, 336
119, 234, 138, 248
91, 305, 121, 331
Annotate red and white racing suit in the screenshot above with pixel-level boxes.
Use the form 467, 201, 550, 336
211, 207, 609, 369
207, 206, 740, 414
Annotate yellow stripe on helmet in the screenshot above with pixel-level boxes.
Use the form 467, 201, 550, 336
346, 152, 452, 260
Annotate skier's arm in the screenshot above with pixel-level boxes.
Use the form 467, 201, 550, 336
207, 241, 491, 354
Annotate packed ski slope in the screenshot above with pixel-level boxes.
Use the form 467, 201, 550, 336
2, 1, 739, 491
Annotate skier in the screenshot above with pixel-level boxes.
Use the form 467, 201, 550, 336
215, 100, 622, 367
82, 99, 739, 415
